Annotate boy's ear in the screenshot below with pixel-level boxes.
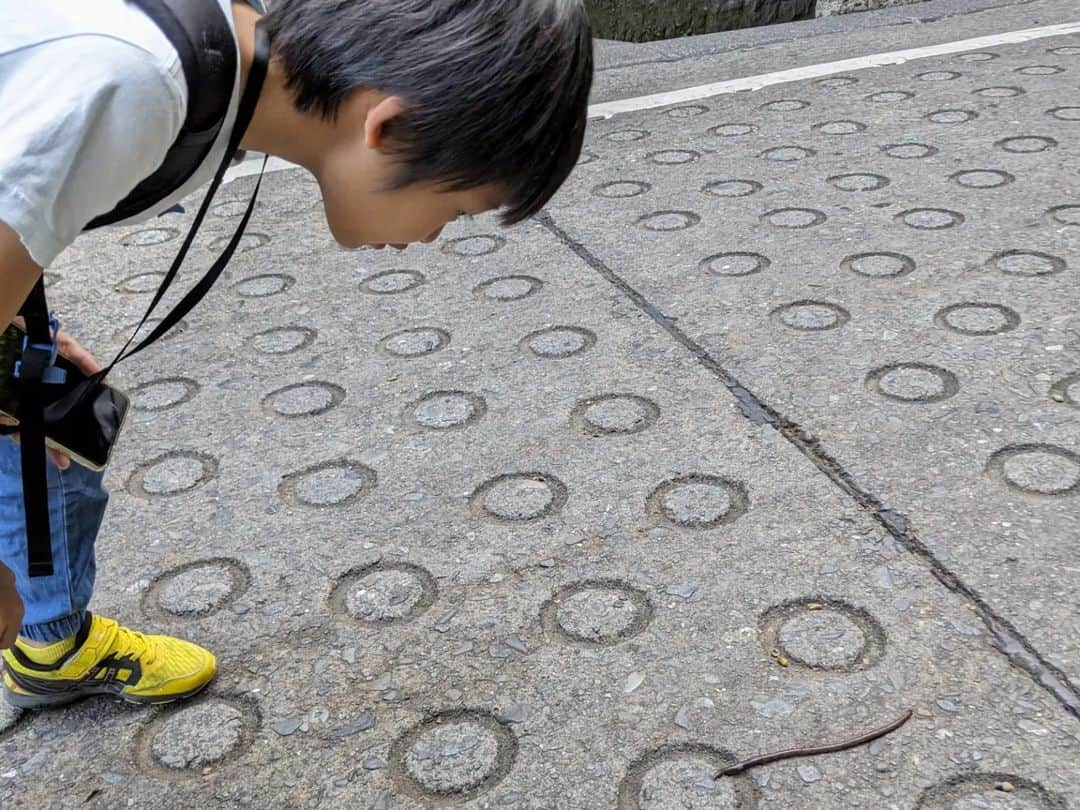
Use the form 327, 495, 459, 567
363, 95, 408, 150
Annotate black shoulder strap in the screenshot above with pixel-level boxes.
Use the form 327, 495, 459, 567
104, 21, 269, 369
14, 283, 56, 578
16, 20, 270, 578
86, 0, 239, 229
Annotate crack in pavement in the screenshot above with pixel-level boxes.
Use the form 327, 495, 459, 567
537, 210, 1080, 722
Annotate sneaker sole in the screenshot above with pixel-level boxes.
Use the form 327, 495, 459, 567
3, 675, 214, 710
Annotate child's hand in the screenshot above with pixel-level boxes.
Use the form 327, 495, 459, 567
6, 328, 102, 471
0, 563, 24, 649
54, 329, 102, 378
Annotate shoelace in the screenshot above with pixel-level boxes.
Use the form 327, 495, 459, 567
111, 625, 157, 667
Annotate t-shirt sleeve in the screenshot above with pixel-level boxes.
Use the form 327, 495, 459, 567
0, 35, 185, 267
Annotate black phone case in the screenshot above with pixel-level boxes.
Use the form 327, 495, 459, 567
0, 324, 130, 471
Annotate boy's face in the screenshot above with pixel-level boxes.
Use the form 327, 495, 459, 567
318, 171, 503, 250
314, 94, 505, 250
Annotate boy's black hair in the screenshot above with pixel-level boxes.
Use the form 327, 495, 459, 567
263, 0, 594, 224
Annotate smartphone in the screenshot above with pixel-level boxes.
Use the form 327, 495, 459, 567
0, 323, 130, 471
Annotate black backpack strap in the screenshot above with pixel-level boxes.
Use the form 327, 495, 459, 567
15, 281, 64, 577
16, 20, 270, 578
86, 0, 238, 229
103, 20, 270, 369
134, 0, 236, 133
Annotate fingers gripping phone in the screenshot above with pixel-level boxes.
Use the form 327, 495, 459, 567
0, 323, 130, 472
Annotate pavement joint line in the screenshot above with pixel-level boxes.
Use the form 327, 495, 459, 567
587, 20, 1080, 117
535, 211, 1080, 723
223, 19, 1080, 185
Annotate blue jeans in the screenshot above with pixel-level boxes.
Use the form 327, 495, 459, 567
0, 437, 108, 642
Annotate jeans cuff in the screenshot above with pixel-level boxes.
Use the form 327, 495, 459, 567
20, 610, 87, 643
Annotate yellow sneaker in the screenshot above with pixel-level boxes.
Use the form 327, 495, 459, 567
2, 613, 216, 709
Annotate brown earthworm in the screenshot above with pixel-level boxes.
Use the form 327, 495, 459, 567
716, 709, 914, 777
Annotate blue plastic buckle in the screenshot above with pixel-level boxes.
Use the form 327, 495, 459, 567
13, 313, 67, 385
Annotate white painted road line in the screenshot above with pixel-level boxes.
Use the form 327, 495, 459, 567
224, 20, 1080, 184
588, 21, 1080, 118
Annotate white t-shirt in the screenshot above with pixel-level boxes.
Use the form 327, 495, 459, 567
0, 0, 240, 267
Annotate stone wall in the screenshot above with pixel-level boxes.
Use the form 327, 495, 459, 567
585, 0, 817, 42
815, 0, 923, 16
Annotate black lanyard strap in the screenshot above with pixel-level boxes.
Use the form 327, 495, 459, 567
102, 20, 270, 372
15, 21, 271, 578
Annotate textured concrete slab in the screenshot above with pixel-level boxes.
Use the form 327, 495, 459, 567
550, 24, 1080, 692
590, 0, 1080, 102
3, 1, 1080, 807
6, 204, 1080, 807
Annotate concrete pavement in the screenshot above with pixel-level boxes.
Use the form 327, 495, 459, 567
2, 0, 1078, 806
